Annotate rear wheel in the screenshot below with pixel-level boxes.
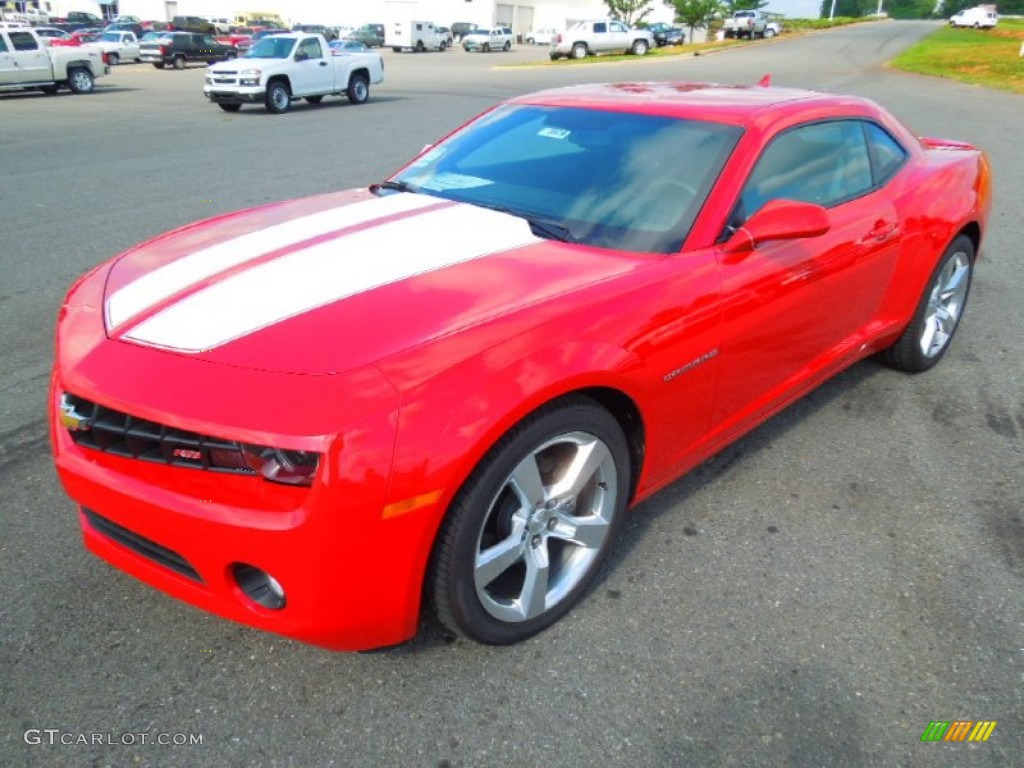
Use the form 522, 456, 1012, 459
305, 95, 324, 104
107, 52, 119, 66
346, 73, 369, 104
430, 397, 630, 645
152, 62, 165, 69
631, 39, 649, 56
264, 80, 291, 113
172, 55, 186, 70
218, 103, 241, 112
571, 42, 587, 59
66, 67, 94, 94
877, 235, 974, 373
503, 40, 511, 51
39, 84, 59, 95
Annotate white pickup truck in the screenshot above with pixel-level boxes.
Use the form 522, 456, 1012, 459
0, 26, 108, 95
204, 32, 385, 114
89, 31, 142, 66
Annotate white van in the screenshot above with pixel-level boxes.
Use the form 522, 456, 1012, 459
949, 7, 998, 28
386, 19, 446, 52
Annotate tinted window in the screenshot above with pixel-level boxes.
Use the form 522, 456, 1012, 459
739, 120, 873, 218
9, 31, 39, 51
865, 122, 907, 185
0, 37, 7, 53
396, 105, 742, 254
594, 23, 607, 33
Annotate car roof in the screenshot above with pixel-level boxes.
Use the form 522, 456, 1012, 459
508, 82, 879, 127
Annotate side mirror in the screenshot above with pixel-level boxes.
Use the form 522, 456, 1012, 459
723, 199, 830, 255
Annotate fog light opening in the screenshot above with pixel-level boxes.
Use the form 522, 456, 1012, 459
232, 563, 286, 610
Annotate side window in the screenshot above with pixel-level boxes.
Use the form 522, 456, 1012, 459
300, 38, 322, 59
864, 122, 907, 185
612, 22, 627, 33
10, 32, 39, 51
0, 36, 8, 53
736, 120, 874, 222
594, 23, 607, 34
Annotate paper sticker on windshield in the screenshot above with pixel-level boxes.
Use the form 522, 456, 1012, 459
538, 127, 571, 140
419, 173, 493, 192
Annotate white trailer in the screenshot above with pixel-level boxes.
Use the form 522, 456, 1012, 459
385, 19, 446, 52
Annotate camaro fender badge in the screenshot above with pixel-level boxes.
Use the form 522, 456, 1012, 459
59, 395, 92, 432
663, 348, 719, 382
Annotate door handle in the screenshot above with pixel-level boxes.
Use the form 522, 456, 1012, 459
865, 220, 897, 242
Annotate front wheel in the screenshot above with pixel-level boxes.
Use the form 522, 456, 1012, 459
764, 28, 776, 38
218, 103, 241, 112
503, 40, 511, 51
570, 42, 587, 59
264, 80, 291, 113
877, 235, 974, 373
66, 67, 94, 94
430, 397, 631, 645
305, 95, 324, 104
172, 55, 186, 70
107, 52, 119, 66
152, 62, 165, 69
346, 73, 369, 104
631, 39, 649, 56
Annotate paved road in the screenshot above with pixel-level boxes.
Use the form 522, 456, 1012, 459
2, 22, 1021, 767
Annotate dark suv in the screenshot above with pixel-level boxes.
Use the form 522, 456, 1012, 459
140, 32, 237, 69
171, 16, 215, 34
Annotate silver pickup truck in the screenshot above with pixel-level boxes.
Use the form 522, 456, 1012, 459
0, 27, 108, 95
549, 19, 653, 60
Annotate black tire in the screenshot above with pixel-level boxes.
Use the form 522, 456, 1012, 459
39, 84, 59, 95
526, 37, 535, 44
439, 41, 446, 51
503, 40, 511, 51
482, 43, 490, 52
877, 235, 974, 373
225, 51, 237, 60
264, 80, 291, 113
570, 42, 587, 59
631, 39, 649, 56
305, 95, 324, 104
430, 397, 631, 645
415, 40, 425, 52
392, 47, 401, 53
218, 103, 241, 112
107, 52, 119, 66
549, 52, 561, 60
153, 62, 165, 69
66, 67, 94, 94
346, 73, 369, 104
172, 55, 186, 70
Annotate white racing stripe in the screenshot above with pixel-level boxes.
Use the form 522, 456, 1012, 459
123, 202, 542, 352
106, 193, 439, 330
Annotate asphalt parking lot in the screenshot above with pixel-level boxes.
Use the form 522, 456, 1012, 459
1, 22, 1022, 767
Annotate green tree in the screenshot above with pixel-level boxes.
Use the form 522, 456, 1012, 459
666, 0, 725, 39
604, 0, 655, 25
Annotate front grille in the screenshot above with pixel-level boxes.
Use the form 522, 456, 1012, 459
62, 393, 255, 476
84, 509, 203, 582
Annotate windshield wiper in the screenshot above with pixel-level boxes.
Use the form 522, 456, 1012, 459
471, 201, 576, 243
369, 179, 418, 196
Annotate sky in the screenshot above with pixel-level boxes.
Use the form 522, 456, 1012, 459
763, 0, 826, 17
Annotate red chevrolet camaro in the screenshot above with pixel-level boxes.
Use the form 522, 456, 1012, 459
51, 82, 991, 650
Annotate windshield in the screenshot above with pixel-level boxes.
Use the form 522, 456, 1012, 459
393, 104, 741, 254
245, 36, 294, 58
100, 32, 120, 42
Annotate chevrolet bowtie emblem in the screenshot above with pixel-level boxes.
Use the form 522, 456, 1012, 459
59, 395, 92, 432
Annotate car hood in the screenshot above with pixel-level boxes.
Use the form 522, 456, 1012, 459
102, 189, 645, 375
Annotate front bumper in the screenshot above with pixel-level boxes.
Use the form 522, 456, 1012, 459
50, 264, 438, 651
203, 85, 266, 104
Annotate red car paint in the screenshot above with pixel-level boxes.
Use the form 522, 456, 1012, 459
51, 82, 991, 650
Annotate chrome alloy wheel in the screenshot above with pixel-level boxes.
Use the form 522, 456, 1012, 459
920, 248, 970, 358
473, 431, 618, 622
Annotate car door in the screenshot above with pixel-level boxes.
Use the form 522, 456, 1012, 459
0, 33, 18, 81
711, 119, 903, 435
7, 29, 50, 82
289, 37, 333, 95
608, 20, 630, 52
123, 33, 140, 60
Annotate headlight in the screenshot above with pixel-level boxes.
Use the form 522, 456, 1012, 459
242, 445, 319, 486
